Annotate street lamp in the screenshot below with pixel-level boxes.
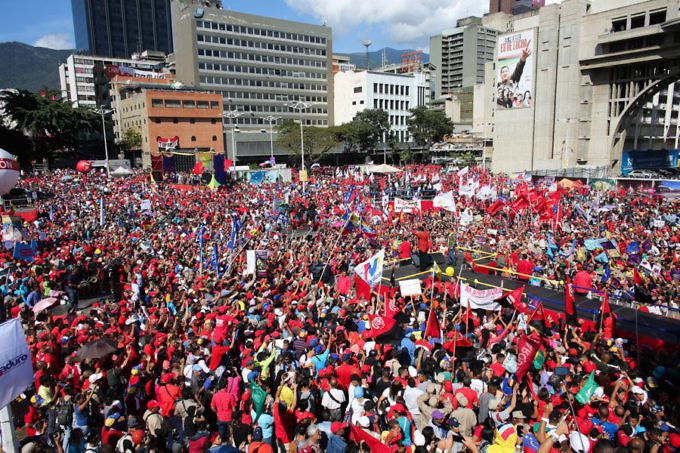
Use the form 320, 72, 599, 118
263, 115, 280, 162
91, 106, 113, 176
222, 110, 244, 169
284, 100, 313, 191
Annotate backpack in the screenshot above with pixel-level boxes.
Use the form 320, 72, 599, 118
56, 400, 73, 427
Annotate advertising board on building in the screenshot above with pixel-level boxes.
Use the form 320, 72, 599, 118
495, 29, 535, 109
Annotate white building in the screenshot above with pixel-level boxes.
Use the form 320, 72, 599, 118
334, 70, 428, 142
58, 51, 166, 108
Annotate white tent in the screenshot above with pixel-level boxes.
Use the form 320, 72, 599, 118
110, 166, 132, 177
366, 164, 402, 174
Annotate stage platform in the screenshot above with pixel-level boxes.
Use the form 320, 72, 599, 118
385, 253, 680, 345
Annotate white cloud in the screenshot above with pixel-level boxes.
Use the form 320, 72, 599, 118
285, 0, 486, 47
33, 33, 74, 50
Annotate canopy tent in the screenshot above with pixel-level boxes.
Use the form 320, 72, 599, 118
366, 164, 402, 174
110, 166, 133, 177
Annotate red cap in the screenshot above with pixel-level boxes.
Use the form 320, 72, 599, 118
331, 421, 347, 434
147, 400, 160, 410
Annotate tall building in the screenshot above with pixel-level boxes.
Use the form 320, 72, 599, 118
334, 70, 428, 143
171, 1, 333, 160
429, 17, 498, 99
481, 0, 680, 176
71, 0, 173, 58
489, 0, 545, 15
58, 51, 167, 108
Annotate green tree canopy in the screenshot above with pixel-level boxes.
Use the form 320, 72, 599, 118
120, 128, 142, 150
406, 106, 454, 147
276, 119, 340, 164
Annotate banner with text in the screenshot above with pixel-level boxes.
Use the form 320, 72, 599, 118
0, 318, 33, 409
460, 283, 504, 311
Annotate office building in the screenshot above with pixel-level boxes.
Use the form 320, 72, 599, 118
334, 70, 428, 143
171, 1, 333, 160
429, 17, 498, 99
71, 0, 173, 58
59, 51, 167, 108
480, 0, 680, 176
112, 78, 224, 169
489, 0, 545, 15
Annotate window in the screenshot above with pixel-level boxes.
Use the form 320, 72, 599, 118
353, 86, 362, 93
630, 14, 645, 29
151, 99, 163, 108
359, 100, 364, 104
210, 101, 219, 108
211, 118, 217, 124
165, 99, 181, 108
190, 118, 195, 124
173, 118, 178, 124
649, 9, 666, 25
373, 83, 378, 93
612, 17, 626, 32
352, 101, 356, 105
197, 101, 209, 109
182, 100, 195, 108
154, 118, 161, 124
191, 136, 196, 142
212, 135, 218, 141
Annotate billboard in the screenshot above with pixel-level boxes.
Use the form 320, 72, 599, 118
496, 30, 535, 109
621, 149, 678, 175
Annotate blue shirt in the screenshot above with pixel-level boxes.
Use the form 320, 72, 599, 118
251, 410, 274, 440
327, 433, 348, 453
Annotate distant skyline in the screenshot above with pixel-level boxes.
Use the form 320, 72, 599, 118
0, 0, 494, 54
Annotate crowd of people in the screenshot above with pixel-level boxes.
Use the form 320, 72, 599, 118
1, 164, 678, 453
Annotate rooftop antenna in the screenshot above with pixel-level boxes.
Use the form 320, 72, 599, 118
361, 40, 372, 70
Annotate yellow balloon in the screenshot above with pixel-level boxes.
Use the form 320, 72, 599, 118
446, 266, 454, 277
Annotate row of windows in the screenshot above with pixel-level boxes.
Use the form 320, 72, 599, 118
221, 91, 327, 103
73, 58, 94, 65
198, 62, 326, 80
76, 77, 94, 84
373, 83, 410, 96
196, 20, 327, 46
226, 116, 327, 126
197, 34, 327, 57
233, 104, 327, 115
150, 99, 220, 109
373, 99, 411, 111
199, 75, 327, 92
151, 117, 221, 127
198, 48, 327, 69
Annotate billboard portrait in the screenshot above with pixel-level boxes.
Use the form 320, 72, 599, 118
496, 30, 535, 109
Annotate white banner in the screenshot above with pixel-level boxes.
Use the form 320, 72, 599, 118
0, 318, 33, 409
394, 198, 420, 213
460, 283, 504, 311
354, 249, 385, 287
458, 180, 479, 198
433, 191, 456, 213
140, 199, 152, 212
246, 250, 256, 275
399, 279, 422, 297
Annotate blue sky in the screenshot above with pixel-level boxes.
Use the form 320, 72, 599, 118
0, 0, 491, 53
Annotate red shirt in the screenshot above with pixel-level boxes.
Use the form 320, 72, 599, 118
335, 363, 360, 389
24, 405, 39, 436
398, 240, 412, 259
454, 387, 478, 408
211, 389, 237, 422
573, 271, 593, 294
209, 344, 229, 371
490, 362, 506, 377
412, 231, 431, 253
516, 260, 534, 281
157, 384, 181, 417
273, 403, 296, 443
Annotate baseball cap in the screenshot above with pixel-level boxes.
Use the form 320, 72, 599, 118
432, 410, 445, 420
331, 422, 347, 434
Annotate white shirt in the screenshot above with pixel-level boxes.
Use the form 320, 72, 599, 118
322, 388, 346, 410
403, 386, 424, 416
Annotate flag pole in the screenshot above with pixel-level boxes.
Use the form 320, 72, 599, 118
317, 217, 349, 285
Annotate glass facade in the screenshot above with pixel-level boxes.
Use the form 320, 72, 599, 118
71, 0, 173, 58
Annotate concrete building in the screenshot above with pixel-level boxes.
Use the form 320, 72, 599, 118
334, 70, 428, 143
429, 17, 498, 99
489, 0, 545, 15
113, 80, 224, 168
431, 86, 474, 132
481, 0, 680, 176
59, 52, 167, 108
171, 0, 333, 160
332, 55, 355, 74
71, 0, 173, 58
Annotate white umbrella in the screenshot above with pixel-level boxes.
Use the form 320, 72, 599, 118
366, 164, 402, 174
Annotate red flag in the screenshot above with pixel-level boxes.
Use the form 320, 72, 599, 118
424, 305, 441, 339
354, 275, 371, 301
367, 315, 397, 339
541, 304, 554, 329
223, 158, 233, 171
349, 424, 391, 453
516, 333, 542, 380
505, 286, 526, 313
488, 323, 513, 347
192, 161, 204, 175
633, 268, 643, 285
565, 276, 576, 323
384, 297, 400, 320
487, 200, 505, 216
601, 291, 611, 315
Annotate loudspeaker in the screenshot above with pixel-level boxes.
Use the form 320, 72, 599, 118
411, 253, 432, 268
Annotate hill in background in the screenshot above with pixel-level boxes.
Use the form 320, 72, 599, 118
340, 47, 430, 70
0, 42, 72, 92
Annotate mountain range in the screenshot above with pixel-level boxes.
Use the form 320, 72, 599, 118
0, 42, 72, 92
340, 47, 430, 70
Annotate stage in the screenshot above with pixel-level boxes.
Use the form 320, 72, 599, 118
385, 252, 680, 347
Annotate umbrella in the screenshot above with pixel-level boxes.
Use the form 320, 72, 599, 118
77, 338, 118, 360
366, 163, 402, 174
32, 297, 59, 314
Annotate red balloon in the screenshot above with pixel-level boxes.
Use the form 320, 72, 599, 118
76, 160, 93, 174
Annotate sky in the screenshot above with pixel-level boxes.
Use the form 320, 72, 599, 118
0, 0, 498, 54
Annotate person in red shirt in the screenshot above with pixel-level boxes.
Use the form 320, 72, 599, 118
573, 267, 593, 294
274, 383, 298, 452
411, 227, 431, 271
334, 356, 360, 390
211, 381, 237, 441
157, 373, 181, 418
490, 354, 507, 377
516, 254, 534, 281
454, 377, 479, 408
398, 239, 412, 260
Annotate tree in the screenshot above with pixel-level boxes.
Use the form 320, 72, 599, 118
120, 128, 142, 150
406, 106, 454, 147
350, 109, 390, 152
276, 119, 339, 164
0, 89, 99, 164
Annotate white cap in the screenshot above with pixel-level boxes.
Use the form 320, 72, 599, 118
569, 432, 590, 453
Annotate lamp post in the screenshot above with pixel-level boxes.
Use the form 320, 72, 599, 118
91, 106, 113, 176
222, 110, 244, 170
560, 117, 575, 173
263, 115, 280, 162
284, 100, 313, 191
